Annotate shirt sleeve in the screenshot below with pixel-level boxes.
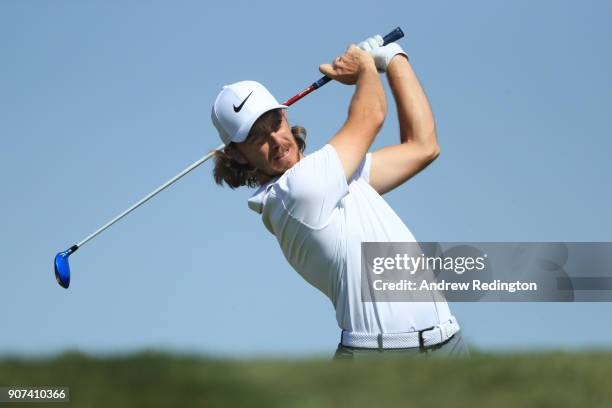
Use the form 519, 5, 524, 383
274, 144, 349, 229
351, 152, 372, 183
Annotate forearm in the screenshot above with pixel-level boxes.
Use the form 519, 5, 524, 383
323, 45, 387, 178
348, 66, 387, 127
386, 56, 437, 147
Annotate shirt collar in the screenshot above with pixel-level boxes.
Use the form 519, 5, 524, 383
247, 180, 276, 214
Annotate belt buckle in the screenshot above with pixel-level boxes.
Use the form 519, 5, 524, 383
418, 326, 436, 349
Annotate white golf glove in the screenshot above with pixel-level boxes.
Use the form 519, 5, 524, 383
358, 34, 407, 73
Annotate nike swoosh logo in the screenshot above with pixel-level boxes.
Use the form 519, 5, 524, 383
233, 91, 253, 113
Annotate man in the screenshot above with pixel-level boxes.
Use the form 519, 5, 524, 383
211, 35, 468, 359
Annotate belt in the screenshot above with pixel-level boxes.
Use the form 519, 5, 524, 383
340, 316, 460, 350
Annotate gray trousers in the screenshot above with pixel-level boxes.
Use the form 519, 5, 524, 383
333, 332, 470, 360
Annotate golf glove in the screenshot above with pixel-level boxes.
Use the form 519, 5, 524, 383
358, 34, 407, 73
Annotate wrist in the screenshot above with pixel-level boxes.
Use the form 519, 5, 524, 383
358, 59, 378, 77
375, 43, 408, 73
386, 53, 409, 74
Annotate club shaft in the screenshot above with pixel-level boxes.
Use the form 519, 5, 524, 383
76, 143, 226, 248
283, 26, 404, 106
74, 26, 404, 249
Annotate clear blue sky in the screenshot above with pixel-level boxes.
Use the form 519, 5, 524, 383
1, 0, 611, 357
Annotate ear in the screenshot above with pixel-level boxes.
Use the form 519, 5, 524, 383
224, 145, 249, 165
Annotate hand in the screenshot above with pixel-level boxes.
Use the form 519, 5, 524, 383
358, 34, 408, 73
318, 45, 377, 85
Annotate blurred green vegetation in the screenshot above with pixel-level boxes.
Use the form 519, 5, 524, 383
0, 351, 611, 407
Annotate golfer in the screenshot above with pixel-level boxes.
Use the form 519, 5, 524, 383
211, 35, 468, 359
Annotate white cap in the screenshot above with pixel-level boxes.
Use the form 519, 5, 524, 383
211, 80, 287, 145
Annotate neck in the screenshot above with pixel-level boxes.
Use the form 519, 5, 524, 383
255, 151, 305, 185
256, 172, 274, 185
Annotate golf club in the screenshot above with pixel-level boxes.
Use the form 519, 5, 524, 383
54, 26, 405, 288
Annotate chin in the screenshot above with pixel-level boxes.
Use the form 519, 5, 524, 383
272, 162, 295, 175
270, 150, 300, 174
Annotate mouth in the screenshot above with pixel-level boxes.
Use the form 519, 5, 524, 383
273, 147, 291, 162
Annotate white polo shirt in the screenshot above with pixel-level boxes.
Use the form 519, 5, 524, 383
248, 144, 452, 334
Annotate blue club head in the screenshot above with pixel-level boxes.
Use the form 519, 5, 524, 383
54, 245, 78, 289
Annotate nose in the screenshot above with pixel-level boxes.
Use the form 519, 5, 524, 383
267, 131, 283, 149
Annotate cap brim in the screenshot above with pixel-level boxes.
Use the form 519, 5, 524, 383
232, 105, 288, 144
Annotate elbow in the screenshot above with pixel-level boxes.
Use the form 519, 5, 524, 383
428, 142, 441, 161
422, 125, 440, 162
420, 136, 440, 165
